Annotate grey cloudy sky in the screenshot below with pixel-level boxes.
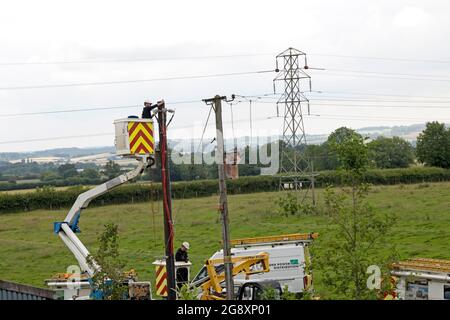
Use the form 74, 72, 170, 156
1, 0, 450, 152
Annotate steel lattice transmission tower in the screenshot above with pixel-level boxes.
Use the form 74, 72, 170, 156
274, 47, 315, 204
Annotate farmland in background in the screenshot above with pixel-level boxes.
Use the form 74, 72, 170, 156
0, 182, 449, 298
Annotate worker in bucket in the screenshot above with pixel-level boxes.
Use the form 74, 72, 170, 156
142, 101, 157, 119
175, 242, 190, 288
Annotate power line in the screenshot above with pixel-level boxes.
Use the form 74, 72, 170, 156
0, 53, 273, 66
236, 91, 450, 101
306, 90, 450, 100
311, 102, 450, 109
310, 53, 450, 65
0, 99, 202, 118
306, 113, 450, 122
313, 71, 450, 82
0, 133, 112, 145
251, 94, 450, 104
252, 99, 450, 109
196, 105, 213, 153
0, 105, 140, 117
0, 116, 279, 145
5, 96, 447, 120
325, 68, 450, 80
0, 95, 280, 119
2, 113, 449, 146
309, 97, 450, 104
3, 52, 450, 66
0, 69, 275, 91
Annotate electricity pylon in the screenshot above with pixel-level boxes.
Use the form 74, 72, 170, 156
274, 47, 316, 205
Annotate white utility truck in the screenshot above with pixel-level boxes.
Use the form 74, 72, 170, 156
391, 258, 450, 300
51, 116, 156, 299
191, 233, 318, 299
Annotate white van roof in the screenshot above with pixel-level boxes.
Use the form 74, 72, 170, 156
229, 233, 319, 248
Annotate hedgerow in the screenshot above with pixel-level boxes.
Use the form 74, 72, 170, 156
0, 167, 449, 213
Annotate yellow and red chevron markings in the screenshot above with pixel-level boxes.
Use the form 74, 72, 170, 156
127, 121, 155, 155
155, 264, 168, 296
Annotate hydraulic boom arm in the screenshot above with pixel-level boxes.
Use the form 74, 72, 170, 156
54, 156, 152, 276
200, 252, 270, 300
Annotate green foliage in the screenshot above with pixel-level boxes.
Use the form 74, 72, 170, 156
104, 160, 122, 179
416, 121, 450, 168
41, 171, 60, 181
317, 185, 394, 299
316, 129, 395, 299
0, 182, 449, 295
327, 127, 358, 145
259, 285, 308, 300
86, 223, 128, 300
57, 163, 78, 179
276, 193, 299, 216
259, 286, 280, 300
81, 168, 100, 180
1, 167, 450, 213
316, 128, 396, 299
329, 130, 368, 178
304, 143, 339, 171
276, 193, 317, 216
176, 283, 200, 300
368, 136, 415, 169
281, 285, 301, 300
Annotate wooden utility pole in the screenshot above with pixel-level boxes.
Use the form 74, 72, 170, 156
156, 100, 176, 300
203, 95, 234, 300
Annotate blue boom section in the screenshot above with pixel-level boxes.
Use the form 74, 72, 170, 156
53, 211, 81, 234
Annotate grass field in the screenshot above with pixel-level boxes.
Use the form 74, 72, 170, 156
0, 182, 449, 297
0, 186, 72, 195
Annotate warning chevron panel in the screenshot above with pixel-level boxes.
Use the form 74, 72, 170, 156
127, 121, 155, 155
155, 265, 168, 296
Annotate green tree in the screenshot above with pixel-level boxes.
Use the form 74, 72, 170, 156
81, 168, 100, 180
177, 283, 200, 300
416, 121, 450, 168
41, 171, 60, 181
368, 136, 415, 168
86, 223, 128, 300
316, 130, 394, 299
57, 163, 78, 179
329, 130, 367, 176
104, 160, 122, 179
323, 127, 359, 170
327, 127, 357, 145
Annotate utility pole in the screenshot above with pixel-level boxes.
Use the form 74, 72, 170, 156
203, 95, 234, 300
156, 100, 176, 300
273, 47, 316, 205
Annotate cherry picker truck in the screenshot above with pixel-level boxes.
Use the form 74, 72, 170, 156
49, 105, 319, 300
52, 112, 156, 299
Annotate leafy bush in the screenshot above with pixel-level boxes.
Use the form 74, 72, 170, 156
176, 283, 200, 300
276, 193, 317, 216
276, 193, 299, 216
0, 167, 450, 214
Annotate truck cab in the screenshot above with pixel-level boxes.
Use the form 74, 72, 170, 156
191, 233, 318, 299
391, 258, 450, 300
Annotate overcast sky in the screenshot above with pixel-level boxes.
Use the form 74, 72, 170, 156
1, 0, 450, 152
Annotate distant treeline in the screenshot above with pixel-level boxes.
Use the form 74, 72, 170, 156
1, 122, 448, 191
1, 166, 449, 214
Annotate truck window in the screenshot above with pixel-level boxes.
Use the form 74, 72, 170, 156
405, 281, 428, 300
444, 285, 450, 300
191, 265, 225, 284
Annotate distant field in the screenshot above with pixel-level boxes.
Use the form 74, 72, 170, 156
0, 186, 93, 195
0, 182, 449, 298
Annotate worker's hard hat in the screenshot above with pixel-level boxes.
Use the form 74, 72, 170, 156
182, 242, 190, 250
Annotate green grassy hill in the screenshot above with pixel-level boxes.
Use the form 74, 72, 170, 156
0, 182, 449, 298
